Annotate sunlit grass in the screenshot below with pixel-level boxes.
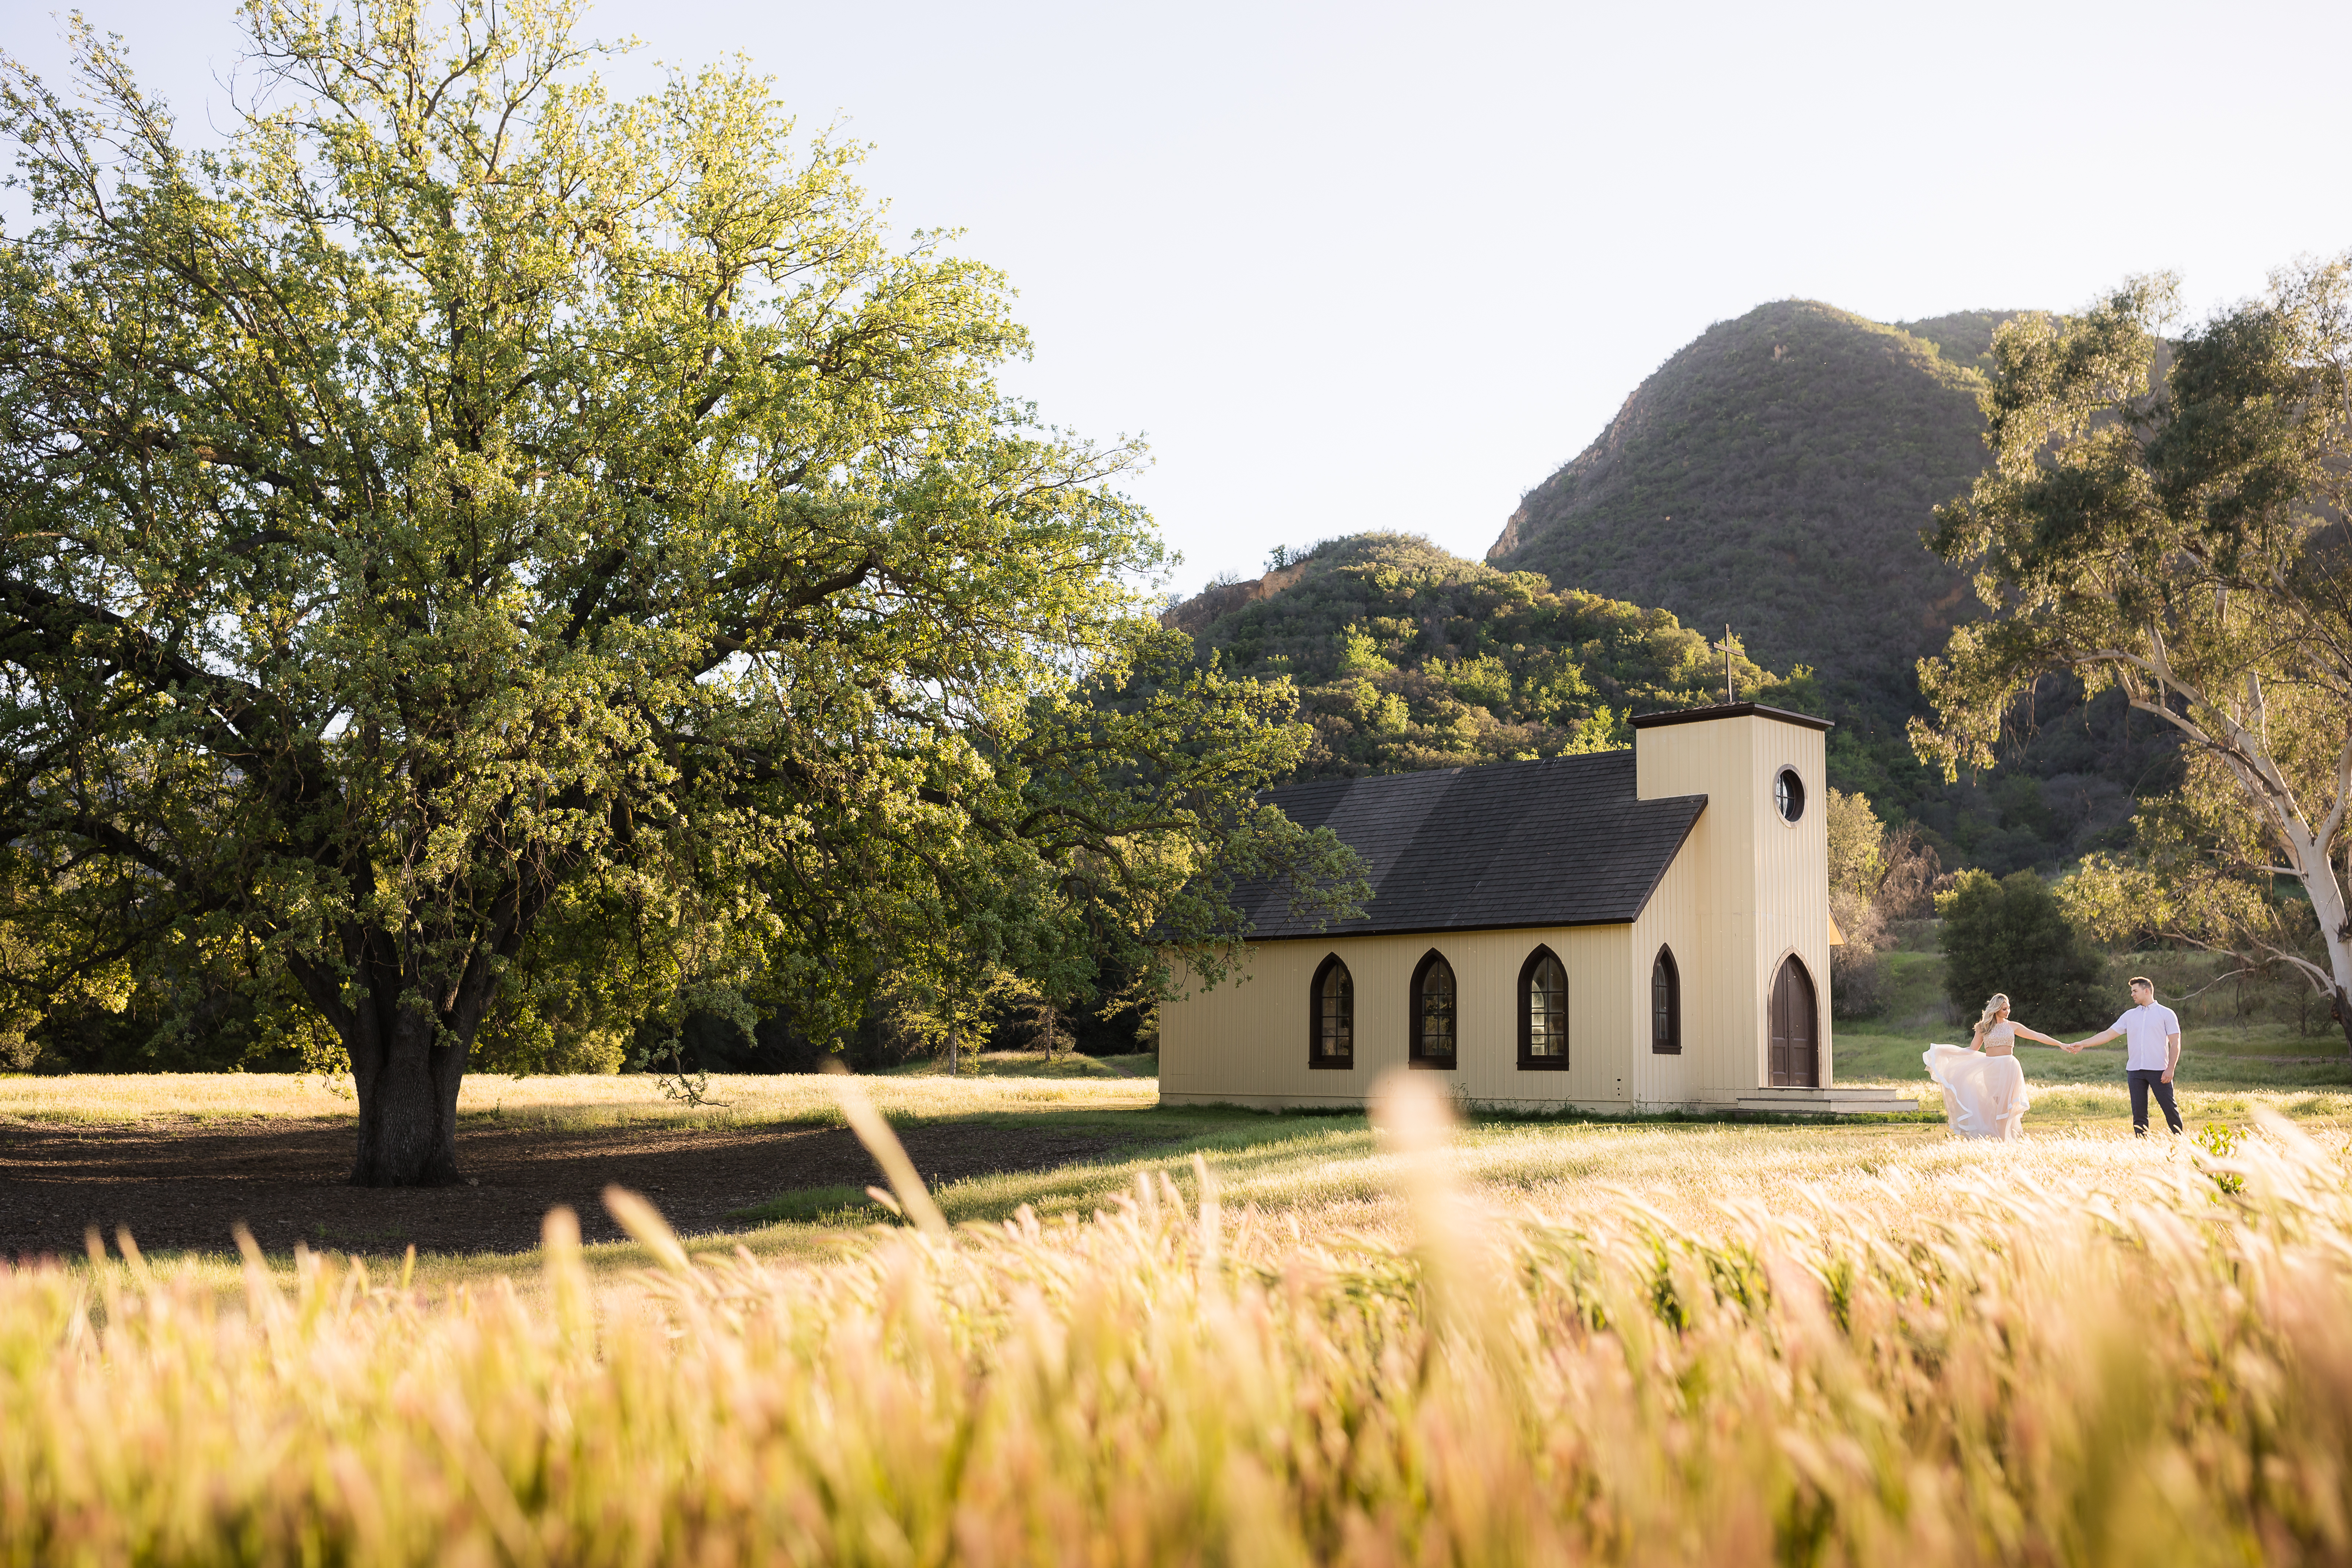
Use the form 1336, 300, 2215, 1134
1835, 1024, 2352, 1091
879, 1048, 1159, 1079
746, 1095, 2352, 1243
0, 1070, 1158, 1128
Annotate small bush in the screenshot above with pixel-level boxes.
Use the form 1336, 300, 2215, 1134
1938, 868, 2109, 1030
2194, 1122, 2247, 1194
1830, 949, 1888, 1019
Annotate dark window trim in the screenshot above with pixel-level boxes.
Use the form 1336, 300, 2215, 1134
1774, 765, 1806, 824
1408, 948, 1458, 1071
1516, 945, 1571, 1070
1651, 945, 1682, 1055
1309, 953, 1354, 1070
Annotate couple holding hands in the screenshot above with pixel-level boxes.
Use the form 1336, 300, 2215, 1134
1923, 977, 2183, 1142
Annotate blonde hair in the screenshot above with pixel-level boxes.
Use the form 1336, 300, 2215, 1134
1973, 994, 2011, 1039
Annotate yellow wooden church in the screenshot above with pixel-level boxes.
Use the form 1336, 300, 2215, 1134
1159, 702, 1914, 1115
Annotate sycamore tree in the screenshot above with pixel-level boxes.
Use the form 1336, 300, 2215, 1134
0, 0, 1358, 1184
1914, 259, 2352, 1052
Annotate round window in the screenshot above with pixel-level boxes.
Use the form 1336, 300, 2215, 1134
1774, 767, 1805, 824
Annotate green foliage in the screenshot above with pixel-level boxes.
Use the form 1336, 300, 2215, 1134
1168, 533, 1812, 779
1825, 788, 1890, 1019
0, 3, 1356, 1157
1825, 788, 1888, 912
1823, 787, 1945, 1020
1937, 869, 2108, 1030
2061, 778, 2321, 974
2194, 1122, 2247, 1195
1916, 258, 2352, 1038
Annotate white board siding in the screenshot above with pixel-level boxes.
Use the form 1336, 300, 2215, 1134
1634, 711, 1832, 1099
1628, 825, 1701, 1109
1160, 924, 1635, 1110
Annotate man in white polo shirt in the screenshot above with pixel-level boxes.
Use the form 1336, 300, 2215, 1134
2068, 976, 2183, 1135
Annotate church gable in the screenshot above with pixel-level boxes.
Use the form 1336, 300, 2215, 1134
1235, 751, 1705, 940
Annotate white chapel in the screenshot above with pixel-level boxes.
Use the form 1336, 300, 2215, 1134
1159, 702, 1915, 1116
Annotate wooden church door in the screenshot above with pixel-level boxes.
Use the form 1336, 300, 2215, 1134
1769, 956, 1818, 1087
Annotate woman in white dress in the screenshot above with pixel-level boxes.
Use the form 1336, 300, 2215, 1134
1924, 993, 2069, 1140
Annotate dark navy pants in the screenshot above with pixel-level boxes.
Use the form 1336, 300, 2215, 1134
2128, 1068, 2182, 1135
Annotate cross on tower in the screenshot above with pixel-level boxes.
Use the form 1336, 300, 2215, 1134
1711, 627, 1738, 705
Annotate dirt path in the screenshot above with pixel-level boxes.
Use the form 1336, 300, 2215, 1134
0, 1116, 1120, 1261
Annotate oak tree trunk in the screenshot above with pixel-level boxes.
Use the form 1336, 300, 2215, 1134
348, 1005, 471, 1187
292, 946, 494, 1189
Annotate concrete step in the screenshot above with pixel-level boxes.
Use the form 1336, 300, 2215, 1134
1735, 1087, 1919, 1117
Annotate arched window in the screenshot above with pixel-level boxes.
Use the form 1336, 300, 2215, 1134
1517, 947, 1569, 1070
1651, 947, 1682, 1055
1310, 955, 1354, 1069
1410, 951, 1456, 1070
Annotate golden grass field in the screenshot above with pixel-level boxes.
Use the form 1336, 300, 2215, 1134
8, 1056, 2352, 1563
10, 1057, 2351, 1276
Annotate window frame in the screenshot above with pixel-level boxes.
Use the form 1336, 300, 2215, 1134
1408, 949, 1458, 1071
1774, 765, 1806, 825
1650, 946, 1682, 1055
1516, 945, 1571, 1070
1308, 954, 1355, 1070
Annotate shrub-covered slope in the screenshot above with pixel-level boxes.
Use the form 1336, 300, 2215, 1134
1164, 533, 1809, 782
1487, 299, 2022, 717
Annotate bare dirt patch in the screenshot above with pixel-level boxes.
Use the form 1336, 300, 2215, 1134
0, 1115, 1120, 1261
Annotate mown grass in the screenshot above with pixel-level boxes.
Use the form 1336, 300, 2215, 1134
0, 1068, 1157, 1128
1836, 1021, 2352, 1092
14, 1077, 2352, 1564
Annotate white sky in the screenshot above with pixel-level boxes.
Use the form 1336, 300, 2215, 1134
10, 0, 2349, 597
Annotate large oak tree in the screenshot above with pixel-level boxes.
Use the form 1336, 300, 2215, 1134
0, 0, 1357, 1182
1915, 261, 2352, 1053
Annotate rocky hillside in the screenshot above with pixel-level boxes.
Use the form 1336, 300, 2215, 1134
1487, 300, 2020, 718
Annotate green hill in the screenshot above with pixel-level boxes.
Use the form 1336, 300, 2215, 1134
1486, 299, 2017, 717
1174, 299, 2185, 874
1474, 299, 2186, 872
1170, 528, 2173, 875
1164, 534, 1809, 781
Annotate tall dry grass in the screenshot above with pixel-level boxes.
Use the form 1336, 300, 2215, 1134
6, 1084, 2352, 1564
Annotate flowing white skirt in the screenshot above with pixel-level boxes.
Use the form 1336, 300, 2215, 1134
1924, 1045, 2029, 1140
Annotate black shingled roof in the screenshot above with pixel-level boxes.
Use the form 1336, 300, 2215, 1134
1235, 750, 1706, 940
